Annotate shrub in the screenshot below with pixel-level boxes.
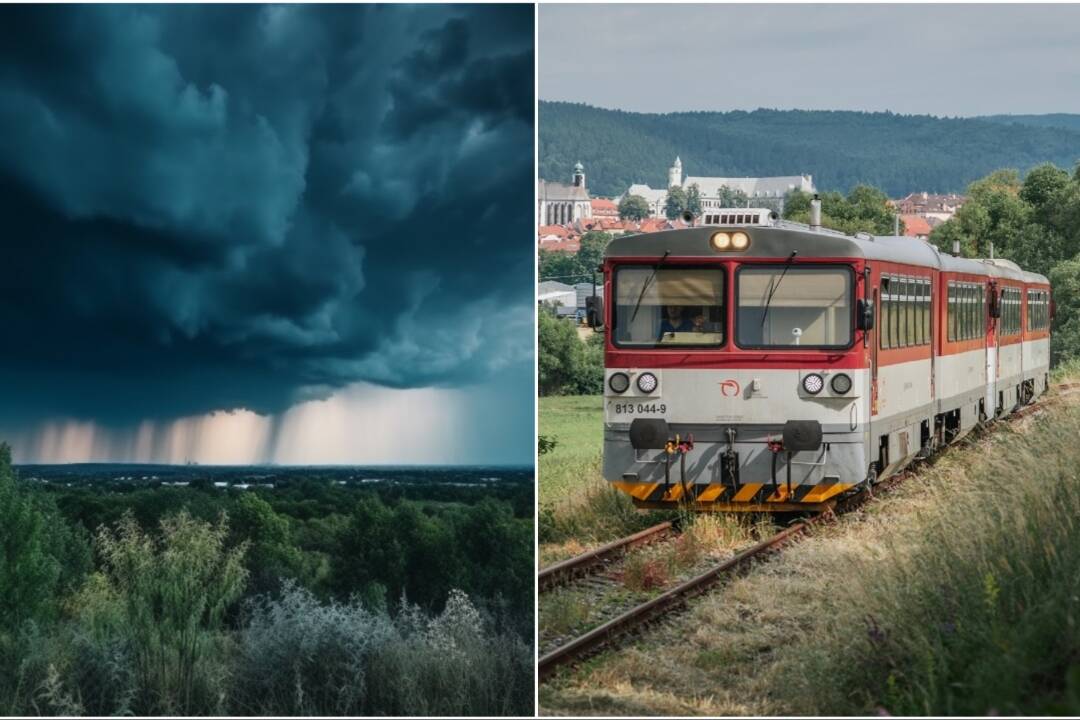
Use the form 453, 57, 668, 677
231, 584, 533, 717
92, 510, 248, 715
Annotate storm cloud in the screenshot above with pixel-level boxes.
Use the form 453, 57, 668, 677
0, 5, 534, 435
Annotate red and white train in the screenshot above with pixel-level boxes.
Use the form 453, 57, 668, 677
590, 202, 1051, 512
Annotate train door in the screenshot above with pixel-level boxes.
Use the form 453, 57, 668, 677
985, 281, 998, 417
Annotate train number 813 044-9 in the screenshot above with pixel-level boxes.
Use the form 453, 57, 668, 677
612, 402, 667, 416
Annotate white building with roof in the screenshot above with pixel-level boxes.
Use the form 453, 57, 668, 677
624, 156, 815, 217
538, 162, 593, 226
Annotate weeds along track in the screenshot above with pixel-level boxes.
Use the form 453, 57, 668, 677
537, 484, 890, 682
539, 386, 1073, 683
538, 522, 747, 659
538, 521, 676, 592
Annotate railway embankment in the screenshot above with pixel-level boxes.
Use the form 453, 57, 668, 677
540, 382, 1080, 716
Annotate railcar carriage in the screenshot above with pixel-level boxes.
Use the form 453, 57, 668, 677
589, 201, 1051, 513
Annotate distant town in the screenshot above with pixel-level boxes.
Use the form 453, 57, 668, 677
538, 157, 967, 319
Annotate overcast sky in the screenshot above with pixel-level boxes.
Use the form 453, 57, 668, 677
0, 5, 534, 465
540, 3, 1080, 116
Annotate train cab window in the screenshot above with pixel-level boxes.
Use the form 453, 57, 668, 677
612, 267, 726, 347
736, 265, 853, 348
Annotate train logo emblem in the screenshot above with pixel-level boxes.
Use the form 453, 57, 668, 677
720, 379, 740, 397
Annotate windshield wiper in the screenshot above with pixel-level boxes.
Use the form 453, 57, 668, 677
629, 250, 670, 325
759, 250, 798, 328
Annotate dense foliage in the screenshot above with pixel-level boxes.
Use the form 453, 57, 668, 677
928, 163, 1080, 363
0, 447, 533, 715
783, 185, 903, 236
538, 308, 604, 397
539, 102, 1080, 197
539, 229, 612, 285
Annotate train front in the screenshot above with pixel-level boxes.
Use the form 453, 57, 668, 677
597, 214, 872, 512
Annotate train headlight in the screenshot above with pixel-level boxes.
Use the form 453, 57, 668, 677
802, 373, 824, 395
637, 372, 658, 394
731, 231, 750, 250
609, 372, 630, 394
830, 373, 852, 394
710, 232, 731, 251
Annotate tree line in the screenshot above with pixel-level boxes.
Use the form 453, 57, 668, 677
0, 445, 533, 716
539, 101, 1080, 198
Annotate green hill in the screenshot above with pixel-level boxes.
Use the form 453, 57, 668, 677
539, 102, 1080, 198
979, 114, 1080, 132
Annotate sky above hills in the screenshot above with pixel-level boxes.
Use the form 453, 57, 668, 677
0, 5, 534, 465
540, 4, 1080, 116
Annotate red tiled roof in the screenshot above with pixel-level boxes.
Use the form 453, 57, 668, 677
591, 198, 618, 213
901, 214, 932, 237
541, 238, 581, 253
537, 224, 569, 239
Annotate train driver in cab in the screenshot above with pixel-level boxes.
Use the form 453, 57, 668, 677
659, 304, 693, 337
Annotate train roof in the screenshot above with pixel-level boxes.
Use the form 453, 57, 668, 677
604, 222, 1049, 285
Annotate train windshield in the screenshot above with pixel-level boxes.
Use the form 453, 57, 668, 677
613, 267, 725, 347
736, 265, 853, 348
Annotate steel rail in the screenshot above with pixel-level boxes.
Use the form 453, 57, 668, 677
538, 521, 675, 593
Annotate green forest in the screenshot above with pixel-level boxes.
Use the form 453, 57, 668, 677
0, 448, 533, 716
539, 102, 1080, 197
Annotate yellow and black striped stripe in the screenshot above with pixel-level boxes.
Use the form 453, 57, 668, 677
612, 480, 853, 512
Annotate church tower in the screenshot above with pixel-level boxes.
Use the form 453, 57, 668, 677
572, 161, 585, 188
668, 156, 683, 189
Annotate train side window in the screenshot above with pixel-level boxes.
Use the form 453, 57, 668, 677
977, 285, 983, 338
924, 278, 931, 345
981, 285, 987, 335
959, 284, 967, 340
894, 276, 902, 349
879, 277, 890, 349
917, 279, 926, 345
898, 277, 907, 347
947, 282, 954, 342
970, 284, 978, 340
915, 279, 922, 346
974, 284, 981, 339
883, 276, 891, 349
907, 276, 915, 345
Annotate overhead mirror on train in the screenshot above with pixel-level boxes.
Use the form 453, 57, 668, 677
856, 298, 875, 331
586, 295, 604, 330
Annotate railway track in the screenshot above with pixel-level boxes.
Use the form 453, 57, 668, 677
538, 387, 1076, 682
537, 469, 908, 682
538, 521, 676, 593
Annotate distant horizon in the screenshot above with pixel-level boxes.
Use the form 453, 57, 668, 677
13, 460, 534, 470
538, 99, 1080, 121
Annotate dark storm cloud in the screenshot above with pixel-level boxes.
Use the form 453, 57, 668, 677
0, 4, 534, 426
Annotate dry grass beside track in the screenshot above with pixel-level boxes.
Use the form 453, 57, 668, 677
541, 383, 1080, 716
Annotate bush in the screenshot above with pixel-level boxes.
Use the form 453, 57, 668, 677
231, 583, 532, 716
91, 510, 248, 715
538, 309, 604, 396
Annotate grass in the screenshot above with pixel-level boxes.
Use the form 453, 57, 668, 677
538, 395, 604, 507
541, 383, 1080, 716
538, 395, 660, 553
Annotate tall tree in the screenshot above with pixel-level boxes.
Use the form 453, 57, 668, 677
0, 443, 60, 630
617, 194, 650, 221
685, 183, 703, 216
664, 185, 688, 220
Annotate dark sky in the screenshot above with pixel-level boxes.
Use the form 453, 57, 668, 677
540, 4, 1080, 116
0, 5, 535, 464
